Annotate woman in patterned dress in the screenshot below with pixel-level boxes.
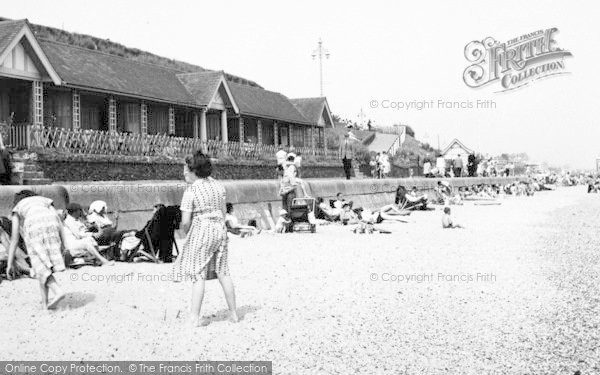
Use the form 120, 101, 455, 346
5, 190, 67, 309
173, 152, 239, 326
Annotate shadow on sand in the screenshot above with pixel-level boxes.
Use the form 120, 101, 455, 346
60, 292, 96, 310
201, 305, 261, 325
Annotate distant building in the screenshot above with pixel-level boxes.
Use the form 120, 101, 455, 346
0, 18, 331, 151
441, 139, 473, 168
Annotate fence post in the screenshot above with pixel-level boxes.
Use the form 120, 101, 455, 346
26, 125, 32, 149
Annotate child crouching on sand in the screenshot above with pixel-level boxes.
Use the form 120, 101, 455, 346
274, 210, 291, 233
442, 207, 465, 229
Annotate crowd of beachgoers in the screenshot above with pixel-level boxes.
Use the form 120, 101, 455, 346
276, 147, 581, 233
0, 148, 589, 327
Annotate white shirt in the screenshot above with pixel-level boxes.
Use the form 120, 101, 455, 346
442, 214, 453, 228
64, 215, 95, 245
87, 212, 113, 228
436, 157, 446, 171
381, 155, 391, 173
294, 156, 302, 168
423, 162, 432, 174
319, 202, 334, 215
276, 150, 287, 166
275, 216, 290, 232
333, 200, 344, 209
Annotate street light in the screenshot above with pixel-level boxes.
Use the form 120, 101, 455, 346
357, 108, 366, 129
312, 37, 330, 96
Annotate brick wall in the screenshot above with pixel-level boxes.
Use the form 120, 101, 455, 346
32, 152, 348, 182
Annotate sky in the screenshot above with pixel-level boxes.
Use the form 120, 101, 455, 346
2, 0, 599, 169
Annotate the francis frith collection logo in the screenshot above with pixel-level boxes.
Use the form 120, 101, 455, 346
463, 28, 572, 92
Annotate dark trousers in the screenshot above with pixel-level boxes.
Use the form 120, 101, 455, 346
342, 158, 352, 180
282, 189, 297, 212
467, 165, 475, 177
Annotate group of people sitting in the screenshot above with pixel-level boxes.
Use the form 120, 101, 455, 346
458, 184, 501, 201
309, 186, 469, 232
62, 201, 181, 266
312, 186, 432, 227
0, 191, 184, 286
430, 178, 555, 204
586, 175, 600, 193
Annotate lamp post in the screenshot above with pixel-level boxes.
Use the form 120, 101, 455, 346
357, 108, 366, 129
312, 37, 330, 96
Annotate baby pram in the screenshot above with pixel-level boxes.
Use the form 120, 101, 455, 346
289, 197, 316, 233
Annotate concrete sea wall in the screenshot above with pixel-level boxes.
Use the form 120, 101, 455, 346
0, 177, 517, 230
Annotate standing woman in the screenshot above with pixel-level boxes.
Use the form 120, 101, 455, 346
279, 155, 298, 212
6, 190, 66, 309
173, 152, 239, 326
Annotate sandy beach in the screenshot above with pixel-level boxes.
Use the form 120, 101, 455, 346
1, 186, 598, 374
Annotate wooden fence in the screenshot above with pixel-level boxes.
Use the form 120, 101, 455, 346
3, 124, 339, 161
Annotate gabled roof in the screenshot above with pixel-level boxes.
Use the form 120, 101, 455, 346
229, 82, 312, 125
38, 39, 198, 106
289, 97, 333, 127
0, 19, 61, 84
442, 138, 473, 155
177, 71, 239, 113
0, 19, 333, 125
0, 19, 24, 56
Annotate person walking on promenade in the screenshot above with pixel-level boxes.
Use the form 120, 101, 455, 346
173, 151, 238, 327
381, 151, 391, 178
467, 154, 476, 177
423, 157, 432, 178
454, 154, 463, 177
339, 133, 354, 180
436, 154, 446, 177
0, 136, 12, 185
5, 190, 66, 309
276, 145, 287, 176
294, 152, 303, 178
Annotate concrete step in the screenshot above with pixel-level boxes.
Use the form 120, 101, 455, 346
22, 178, 52, 185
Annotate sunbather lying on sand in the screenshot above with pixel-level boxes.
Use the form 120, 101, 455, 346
316, 197, 341, 221
379, 204, 412, 216
358, 208, 411, 224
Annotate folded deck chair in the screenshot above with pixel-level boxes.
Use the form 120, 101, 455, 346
125, 205, 181, 263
